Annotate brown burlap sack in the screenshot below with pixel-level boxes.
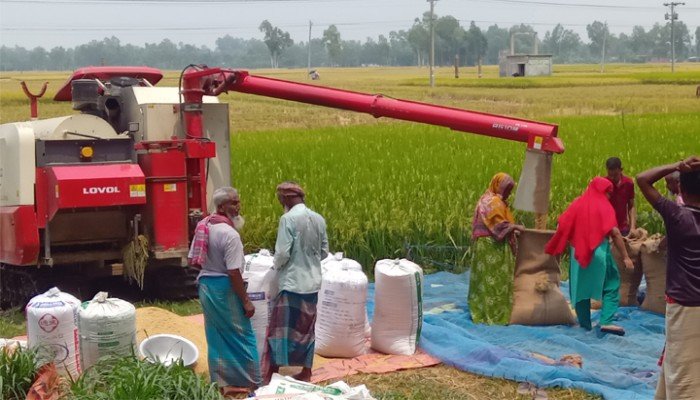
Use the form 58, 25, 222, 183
611, 228, 647, 306
640, 235, 667, 314
510, 229, 576, 326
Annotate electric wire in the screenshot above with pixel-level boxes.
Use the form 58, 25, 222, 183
0, 0, 697, 10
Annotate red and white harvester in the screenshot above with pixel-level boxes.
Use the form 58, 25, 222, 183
0, 65, 564, 308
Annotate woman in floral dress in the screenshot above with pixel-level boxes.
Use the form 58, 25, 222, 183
469, 173, 524, 325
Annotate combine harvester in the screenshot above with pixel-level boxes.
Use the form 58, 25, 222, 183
0, 65, 564, 308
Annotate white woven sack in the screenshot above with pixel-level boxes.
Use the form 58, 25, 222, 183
315, 258, 369, 358
321, 253, 371, 338
79, 292, 136, 370
27, 287, 82, 377
244, 249, 277, 357
321, 252, 362, 275
371, 259, 423, 355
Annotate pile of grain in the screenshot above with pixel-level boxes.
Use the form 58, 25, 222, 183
135, 307, 208, 375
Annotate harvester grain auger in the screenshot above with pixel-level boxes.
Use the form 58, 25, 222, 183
0, 65, 563, 308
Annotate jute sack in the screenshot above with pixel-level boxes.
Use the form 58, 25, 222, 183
509, 229, 576, 326
611, 228, 647, 306
640, 235, 667, 314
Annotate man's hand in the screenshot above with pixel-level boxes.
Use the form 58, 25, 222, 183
623, 257, 635, 271
679, 156, 700, 173
243, 299, 255, 319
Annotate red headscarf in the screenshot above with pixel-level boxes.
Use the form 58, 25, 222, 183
544, 177, 618, 268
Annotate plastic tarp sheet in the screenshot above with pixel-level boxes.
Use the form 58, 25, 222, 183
366, 271, 664, 400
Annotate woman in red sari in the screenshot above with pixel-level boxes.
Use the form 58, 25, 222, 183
545, 177, 634, 335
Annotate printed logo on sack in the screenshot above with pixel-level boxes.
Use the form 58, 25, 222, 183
248, 292, 266, 301
82, 186, 121, 195
38, 314, 59, 333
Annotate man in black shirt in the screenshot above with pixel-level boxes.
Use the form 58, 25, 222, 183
637, 156, 700, 400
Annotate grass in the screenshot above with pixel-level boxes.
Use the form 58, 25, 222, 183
0, 309, 26, 339
0, 346, 37, 400
342, 365, 600, 400
68, 355, 223, 400
133, 299, 202, 317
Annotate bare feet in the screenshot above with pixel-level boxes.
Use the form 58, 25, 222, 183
220, 386, 250, 399
292, 367, 312, 382
263, 364, 279, 385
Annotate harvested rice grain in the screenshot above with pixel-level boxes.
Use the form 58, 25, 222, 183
135, 307, 208, 375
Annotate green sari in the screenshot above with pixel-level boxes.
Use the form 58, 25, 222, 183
468, 237, 515, 325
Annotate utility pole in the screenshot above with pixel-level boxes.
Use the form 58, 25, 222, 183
600, 26, 607, 73
428, 0, 438, 87
664, 2, 685, 72
307, 20, 313, 77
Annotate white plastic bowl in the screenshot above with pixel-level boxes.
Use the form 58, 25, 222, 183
139, 334, 199, 367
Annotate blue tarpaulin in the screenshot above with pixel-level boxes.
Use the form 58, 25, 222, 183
366, 271, 665, 400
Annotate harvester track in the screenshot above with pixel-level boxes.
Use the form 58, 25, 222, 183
0, 263, 200, 310
0, 264, 45, 309
144, 265, 200, 300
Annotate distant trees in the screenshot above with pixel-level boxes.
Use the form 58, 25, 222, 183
465, 22, 487, 66
259, 20, 293, 68
509, 24, 538, 54
586, 21, 610, 64
484, 25, 509, 65
407, 18, 429, 66
542, 24, 583, 63
1, 15, 697, 71
323, 25, 343, 66
434, 15, 465, 66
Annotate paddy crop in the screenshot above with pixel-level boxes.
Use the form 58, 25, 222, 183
232, 112, 700, 271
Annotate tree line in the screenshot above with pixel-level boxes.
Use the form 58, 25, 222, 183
1, 13, 698, 71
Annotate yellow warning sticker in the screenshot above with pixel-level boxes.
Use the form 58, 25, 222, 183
534, 136, 543, 150
163, 184, 177, 192
130, 184, 146, 197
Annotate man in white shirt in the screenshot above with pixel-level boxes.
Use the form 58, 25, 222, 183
189, 187, 260, 396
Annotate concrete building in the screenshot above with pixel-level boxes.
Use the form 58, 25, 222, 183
499, 54, 553, 77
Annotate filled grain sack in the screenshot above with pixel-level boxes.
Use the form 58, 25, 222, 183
371, 259, 423, 355
243, 249, 277, 357
27, 287, 81, 377
321, 252, 371, 337
509, 229, 576, 326
79, 292, 136, 370
315, 259, 369, 358
611, 228, 647, 306
640, 235, 667, 314
321, 252, 362, 275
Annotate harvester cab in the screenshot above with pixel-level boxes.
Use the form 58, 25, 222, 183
0, 65, 563, 308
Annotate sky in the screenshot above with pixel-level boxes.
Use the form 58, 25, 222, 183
0, 0, 698, 50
